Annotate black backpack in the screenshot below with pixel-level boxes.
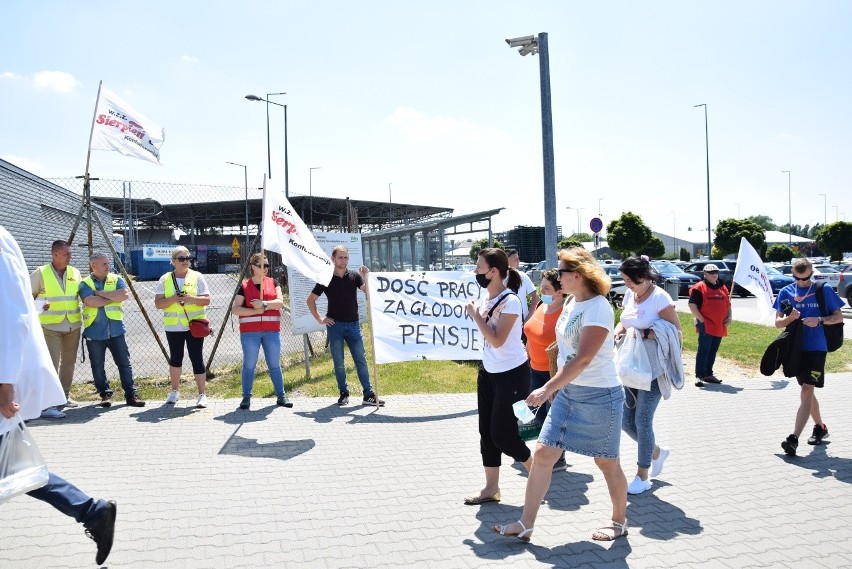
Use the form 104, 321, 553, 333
815, 282, 844, 352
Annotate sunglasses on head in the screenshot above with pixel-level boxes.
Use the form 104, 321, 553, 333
254, 263, 270, 268
557, 268, 576, 276
794, 273, 813, 281
174, 256, 192, 262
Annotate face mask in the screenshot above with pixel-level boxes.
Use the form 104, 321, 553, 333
475, 272, 492, 288
541, 294, 554, 305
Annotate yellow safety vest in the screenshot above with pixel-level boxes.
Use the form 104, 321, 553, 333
82, 274, 123, 328
162, 270, 207, 327
38, 264, 82, 325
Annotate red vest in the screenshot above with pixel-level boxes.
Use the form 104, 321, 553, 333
239, 278, 281, 333
691, 280, 730, 337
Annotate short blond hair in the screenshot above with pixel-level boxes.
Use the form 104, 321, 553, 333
171, 246, 190, 260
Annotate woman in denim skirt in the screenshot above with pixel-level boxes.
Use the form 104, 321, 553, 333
494, 247, 628, 543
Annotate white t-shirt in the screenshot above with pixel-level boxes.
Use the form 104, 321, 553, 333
0, 226, 66, 430
619, 286, 674, 329
480, 291, 528, 373
503, 271, 537, 319
554, 294, 619, 388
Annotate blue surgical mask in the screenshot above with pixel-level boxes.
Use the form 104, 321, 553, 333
541, 294, 554, 305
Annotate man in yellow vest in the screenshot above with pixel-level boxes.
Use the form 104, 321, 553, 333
79, 253, 145, 407
30, 239, 81, 418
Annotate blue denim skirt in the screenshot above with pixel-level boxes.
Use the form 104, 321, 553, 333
538, 383, 624, 459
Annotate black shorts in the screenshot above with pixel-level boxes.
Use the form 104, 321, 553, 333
796, 351, 827, 388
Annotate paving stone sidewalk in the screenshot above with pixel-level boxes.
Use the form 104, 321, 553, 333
2, 373, 852, 568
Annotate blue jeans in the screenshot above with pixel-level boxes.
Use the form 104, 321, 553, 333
695, 322, 723, 378
27, 472, 107, 526
622, 379, 662, 469
85, 334, 137, 397
240, 331, 285, 398
327, 321, 373, 395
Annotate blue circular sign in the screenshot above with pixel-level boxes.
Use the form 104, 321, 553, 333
590, 217, 603, 233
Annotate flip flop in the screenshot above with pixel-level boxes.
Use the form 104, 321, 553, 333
463, 491, 501, 505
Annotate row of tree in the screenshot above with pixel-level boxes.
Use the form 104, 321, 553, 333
469, 214, 852, 263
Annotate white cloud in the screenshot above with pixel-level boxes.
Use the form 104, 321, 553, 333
1, 71, 24, 81
0, 155, 46, 175
180, 55, 199, 64
32, 71, 79, 93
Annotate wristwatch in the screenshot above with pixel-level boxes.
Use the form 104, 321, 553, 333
261, 301, 268, 311
643, 328, 650, 339
818, 317, 824, 326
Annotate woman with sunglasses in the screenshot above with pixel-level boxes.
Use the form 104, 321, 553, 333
231, 253, 292, 410
154, 246, 211, 407
463, 248, 532, 506
522, 268, 569, 471
494, 247, 627, 542
615, 256, 683, 495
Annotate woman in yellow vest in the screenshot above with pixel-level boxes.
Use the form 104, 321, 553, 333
154, 246, 211, 408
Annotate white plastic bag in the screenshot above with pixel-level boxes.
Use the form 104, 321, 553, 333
615, 328, 653, 391
0, 415, 49, 504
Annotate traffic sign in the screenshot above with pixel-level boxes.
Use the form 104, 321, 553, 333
590, 217, 603, 233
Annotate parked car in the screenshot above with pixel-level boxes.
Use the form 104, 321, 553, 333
763, 265, 795, 295
600, 265, 627, 302
682, 260, 751, 297
838, 264, 852, 306
651, 261, 700, 298
527, 260, 547, 285
777, 263, 841, 289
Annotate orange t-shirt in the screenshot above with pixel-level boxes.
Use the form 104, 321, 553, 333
523, 302, 563, 372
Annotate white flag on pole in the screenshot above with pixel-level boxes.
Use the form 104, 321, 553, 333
89, 86, 165, 164
261, 176, 334, 286
732, 237, 774, 317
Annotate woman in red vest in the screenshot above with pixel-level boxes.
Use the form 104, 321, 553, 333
232, 253, 292, 410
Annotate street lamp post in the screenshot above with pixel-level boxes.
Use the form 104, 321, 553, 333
818, 193, 827, 226
226, 161, 249, 255
671, 210, 677, 258
309, 167, 321, 227
388, 182, 393, 224
834, 205, 839, 222
694, 103, 712, 258
506, 33, 557, 269
782, 170, 791, 247
566, 206, 582, 236
245, 92, 289, 198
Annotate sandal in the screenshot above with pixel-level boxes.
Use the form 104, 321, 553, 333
592, 519, 628, 541
463, 491, 501, 505
494, 519, 533, 542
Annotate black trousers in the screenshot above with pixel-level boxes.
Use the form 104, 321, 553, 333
477, 360, 532, 467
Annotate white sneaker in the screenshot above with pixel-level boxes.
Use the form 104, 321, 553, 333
196, 394, 208, 408
40, 407, 66, 419
650, 447, 670, 478
627, 475, 652, 495
165, 390, 179, 405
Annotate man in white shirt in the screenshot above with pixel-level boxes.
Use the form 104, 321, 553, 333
505, 249, 540, 322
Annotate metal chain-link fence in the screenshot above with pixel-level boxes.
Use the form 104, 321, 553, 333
46, 177, 329, 385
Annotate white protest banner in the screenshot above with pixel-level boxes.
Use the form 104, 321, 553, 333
368, 271, 486, 363
261, 177, 334, 289
289, 232, 366, 335
89, 84, 165, 164
732, 237, 774, 318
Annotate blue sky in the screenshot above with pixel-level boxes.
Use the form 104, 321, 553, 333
2, 1, 850, 239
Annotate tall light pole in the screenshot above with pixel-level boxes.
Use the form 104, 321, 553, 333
506, 33, 557, 269
694, 104, 711, 258
309, 167, 321, 227
226, 161, 249, 254
782, 170, 791, 246
245, 92, 289, 198
566, 206, 582, 236
818, 193, 827, 226
388, 182, 393, 224
834, 205, 839, 222
671, 210, 677, 258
